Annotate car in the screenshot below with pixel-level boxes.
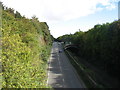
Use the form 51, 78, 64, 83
59, 50, 62, 53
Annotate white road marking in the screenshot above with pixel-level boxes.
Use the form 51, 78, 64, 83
57, 44, 65, 88
47, 42, 86, 88
47, 47, 53, 86
66, 51, 84, 71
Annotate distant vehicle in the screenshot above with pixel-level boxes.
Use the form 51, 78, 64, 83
59, 50, 62, 53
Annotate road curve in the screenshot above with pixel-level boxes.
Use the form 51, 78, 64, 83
47, 42, 86, 88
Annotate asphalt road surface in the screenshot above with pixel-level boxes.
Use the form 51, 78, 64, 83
47, 42, 86, 88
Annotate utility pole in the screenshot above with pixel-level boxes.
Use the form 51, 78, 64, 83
118, 1, 120, 20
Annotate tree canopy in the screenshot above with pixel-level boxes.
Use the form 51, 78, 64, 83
58, 20, 120, 83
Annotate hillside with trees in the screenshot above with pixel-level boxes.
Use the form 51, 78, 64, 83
1, 2, 53, 88
58, 20, 120, 87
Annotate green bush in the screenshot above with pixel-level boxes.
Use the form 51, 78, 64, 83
57, 20, 120, 85
2, 4, 52, 88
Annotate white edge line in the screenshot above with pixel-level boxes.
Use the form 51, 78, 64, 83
47, 45, 53, 86
66, 50, 97, 87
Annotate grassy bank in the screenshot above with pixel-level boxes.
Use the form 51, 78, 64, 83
58, 20, 120, 87
1, 3, 53, 88
64, 50, 105, 88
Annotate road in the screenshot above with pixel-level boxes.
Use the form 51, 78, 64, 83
47, 42, 86, 88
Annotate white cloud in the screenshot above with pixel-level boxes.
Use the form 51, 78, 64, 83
1, 0, 118, 38
1, 0, 117, 22
41, 0, 117, 22
106, 3, 116, 10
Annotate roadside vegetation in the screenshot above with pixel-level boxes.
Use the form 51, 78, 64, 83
1, 2, 53, 88
58, 20, 120, 88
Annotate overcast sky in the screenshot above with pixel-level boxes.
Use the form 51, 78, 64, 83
1, 0, 119, 38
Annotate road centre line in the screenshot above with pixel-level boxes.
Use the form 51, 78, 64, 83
57, 44, 65, 88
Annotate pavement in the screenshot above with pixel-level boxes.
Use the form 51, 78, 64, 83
47, 42, 86, 88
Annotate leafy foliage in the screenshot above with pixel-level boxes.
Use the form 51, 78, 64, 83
1, 4, 53, 88
58, 20, 120, 83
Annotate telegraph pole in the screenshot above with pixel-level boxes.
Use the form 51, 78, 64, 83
118, 1, 120, 20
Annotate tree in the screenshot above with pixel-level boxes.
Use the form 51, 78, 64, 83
15, 11, 22, 18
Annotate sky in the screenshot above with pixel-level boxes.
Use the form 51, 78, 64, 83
1, 0, 120, 38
